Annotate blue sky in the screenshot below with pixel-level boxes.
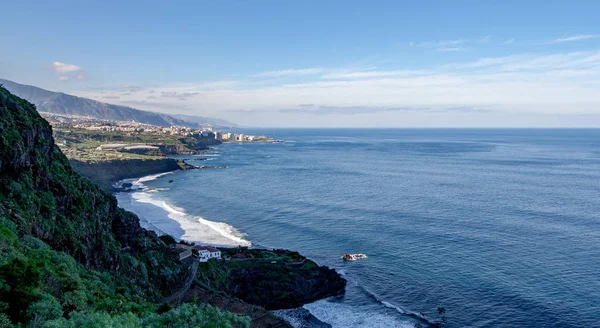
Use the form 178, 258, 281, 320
2, 0, 600, 127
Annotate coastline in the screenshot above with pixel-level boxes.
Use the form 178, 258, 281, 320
114, 172, 252, 247
111, 167, 345, 328
71, 157, 184, 191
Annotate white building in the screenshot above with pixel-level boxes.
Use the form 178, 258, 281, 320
193, 245, 221, 260
195, 249, 210, 262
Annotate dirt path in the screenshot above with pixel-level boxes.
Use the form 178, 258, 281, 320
164, 260, 199, 305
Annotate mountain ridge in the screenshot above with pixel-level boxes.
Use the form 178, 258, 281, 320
0, 78, 236, 128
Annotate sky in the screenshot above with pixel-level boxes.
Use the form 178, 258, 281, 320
2, 0, 600, 127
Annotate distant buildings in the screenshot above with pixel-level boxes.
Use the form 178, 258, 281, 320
176, 244, 221, 262
222, 133, 233, 141
41, 112, 280, 144
214, 131, 222, 141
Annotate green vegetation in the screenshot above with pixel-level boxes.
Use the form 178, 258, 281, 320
44, 303, 250, 328
53, 127, 213, 161
196, 248, 345, 310
0, 87, 248, 327
220, 247, 305, 262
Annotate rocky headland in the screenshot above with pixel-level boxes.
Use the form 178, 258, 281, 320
0, 86, 345, 327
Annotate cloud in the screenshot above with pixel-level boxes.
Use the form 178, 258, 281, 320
546, 35, 598, 44
161, 91, 201, 100
458, 51, 600, 71
71, 48, 600, 127
417, 39, 465, 48
276, 105, 488, 115
413, 39, 468, 52
322, 70, 428, 79
103, 95, 120, 100
504, 38, 515, 45
278, 106, 416, 115
226, 108, 270, 113
437, 47, 464, 52
58, 76, 69, 81
52, 61, 82, 73
119, 100, 193, 112
121, 84, 145, 91
76, 75, 85, 80
253, 68, 323, 77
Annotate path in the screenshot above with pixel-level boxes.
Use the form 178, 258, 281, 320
164, 260, 199, 305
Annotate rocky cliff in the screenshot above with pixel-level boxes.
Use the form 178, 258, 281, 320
197, 248, 346, 310
0, 87, 344, 327
69, 158, 182, 191
0, 87, 205, 325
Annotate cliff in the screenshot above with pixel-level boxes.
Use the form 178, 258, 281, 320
0, 87, 247, 326
70, 158, 182, 191
196, 248, 346, 310
0, 87, 344, 327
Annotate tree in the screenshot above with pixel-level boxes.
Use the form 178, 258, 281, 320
27, 294, 62, 328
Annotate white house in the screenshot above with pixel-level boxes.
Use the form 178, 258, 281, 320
193, 245, 221, 260
193, 249, 210, 262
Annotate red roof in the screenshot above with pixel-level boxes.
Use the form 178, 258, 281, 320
192, 245, 220, 253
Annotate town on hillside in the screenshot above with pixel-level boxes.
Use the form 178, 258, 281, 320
40, 112, 282, 162
42, 112, 282, 143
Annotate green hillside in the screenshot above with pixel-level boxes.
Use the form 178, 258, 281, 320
0, 86, 248, 327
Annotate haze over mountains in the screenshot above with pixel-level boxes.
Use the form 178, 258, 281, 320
0, 78, 236, 128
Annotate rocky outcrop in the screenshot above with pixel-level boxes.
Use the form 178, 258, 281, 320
158, 144, 201, 155
175, 159, 197, 170
196, 249, 346, 310
70, 158, 182, 191
183, 286, 292, 328
224, 260, 345, 309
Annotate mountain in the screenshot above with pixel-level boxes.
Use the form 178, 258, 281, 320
171, 113, 237, 128
0, 78, 236, 128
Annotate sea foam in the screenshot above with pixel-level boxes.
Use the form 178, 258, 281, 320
116, 174, 251, 247
303, 299, 414, 328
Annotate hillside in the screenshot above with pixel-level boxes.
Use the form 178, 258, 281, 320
171, 114, 236, 128
0, 78, 236, 128
0, 87, 344, 327
0, 86, 248, 327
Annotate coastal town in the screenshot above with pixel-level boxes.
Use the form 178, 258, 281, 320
41, 112, 282, 144
39, 112, 282, 163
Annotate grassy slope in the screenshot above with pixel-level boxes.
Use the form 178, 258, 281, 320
0, 87, 249, 327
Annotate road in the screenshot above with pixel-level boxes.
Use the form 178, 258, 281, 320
163, 260, 199, 305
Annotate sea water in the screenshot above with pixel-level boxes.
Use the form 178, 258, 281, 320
116, 129, 600, 327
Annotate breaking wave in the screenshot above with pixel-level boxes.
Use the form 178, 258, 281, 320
115, 174, 251, 247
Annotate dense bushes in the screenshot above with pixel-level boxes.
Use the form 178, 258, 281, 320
44, 303, 250, 328
0, 86, 249, 326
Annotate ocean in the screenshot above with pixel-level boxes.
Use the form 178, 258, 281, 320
116, 129, 600, 328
